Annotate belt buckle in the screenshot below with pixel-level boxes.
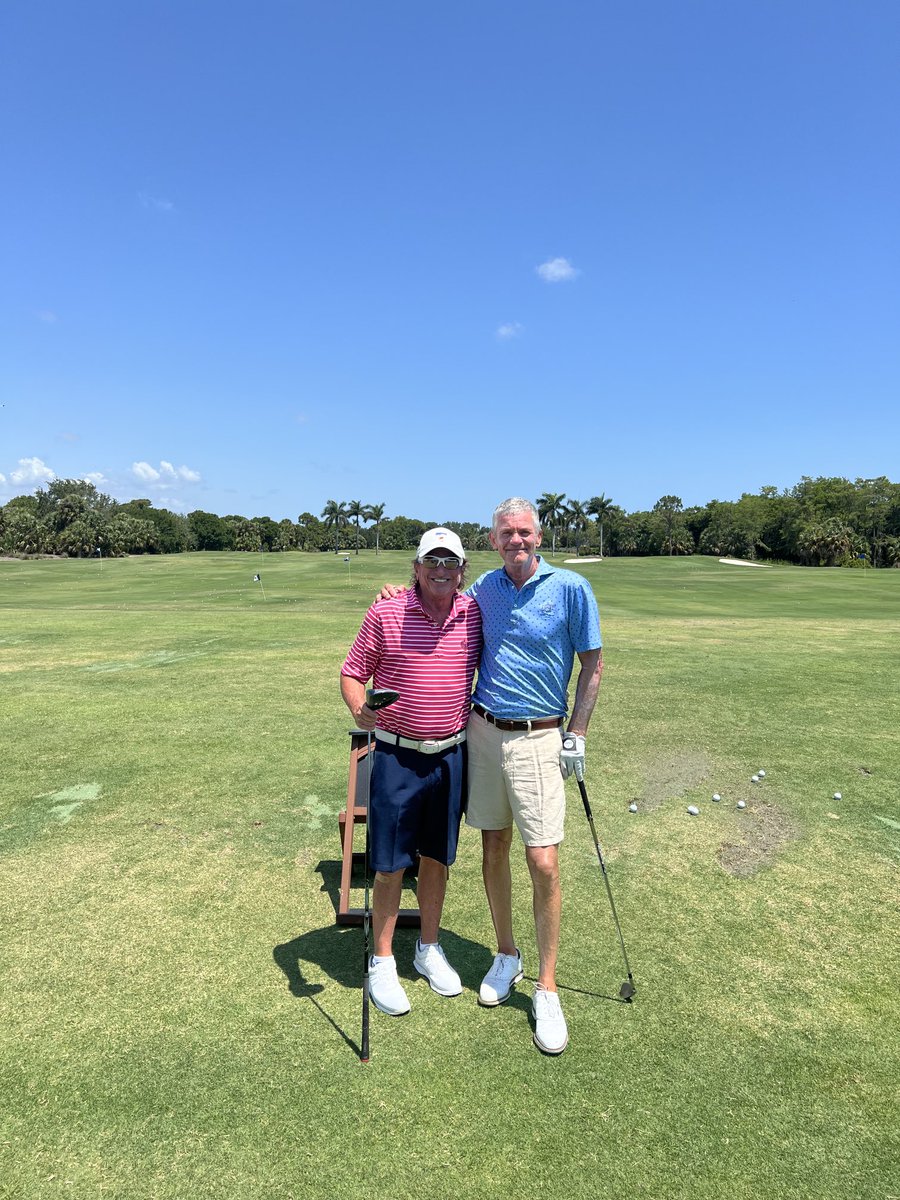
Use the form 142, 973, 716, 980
420, 739, 440, 754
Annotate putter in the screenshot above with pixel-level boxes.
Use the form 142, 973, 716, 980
575, 768, 636, 1002
360, 687, 399, 1062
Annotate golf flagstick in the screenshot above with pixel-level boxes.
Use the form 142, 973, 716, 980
575, 766, 636, 1002
360, 688, 399, 1063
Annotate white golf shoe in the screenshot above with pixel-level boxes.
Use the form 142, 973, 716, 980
532, 986, 568, 1055
478, 950, 524, 1006
413, 941, 463, 996
368, 955, 410, 1016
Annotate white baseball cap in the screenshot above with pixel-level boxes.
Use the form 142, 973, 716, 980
415, 527, 466, 561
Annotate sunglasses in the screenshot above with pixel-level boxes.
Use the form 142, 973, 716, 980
418, 555, 463, 568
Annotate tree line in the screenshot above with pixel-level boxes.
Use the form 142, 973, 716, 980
2, 476, 899, 567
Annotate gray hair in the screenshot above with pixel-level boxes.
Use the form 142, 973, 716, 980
491, 497, 541, 532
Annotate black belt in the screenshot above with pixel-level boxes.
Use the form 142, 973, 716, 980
472, 703, 563, 732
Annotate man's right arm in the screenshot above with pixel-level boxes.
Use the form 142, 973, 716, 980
340, 674, 378, 730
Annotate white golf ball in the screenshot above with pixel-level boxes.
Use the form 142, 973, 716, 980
833, 792, 842, 801
751, 775, 759, 783
758, 770, 766, 778
628, 802, 638, 813
687, 805, 699, 816
712, 793, 721, 802
737, 800, 746, 810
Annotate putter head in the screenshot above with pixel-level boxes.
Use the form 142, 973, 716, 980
366, 688, 399, 711
619, 980, 636, 1002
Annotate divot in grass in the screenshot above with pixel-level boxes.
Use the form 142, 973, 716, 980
717, 800, 798, 877
637, 749, 712, 812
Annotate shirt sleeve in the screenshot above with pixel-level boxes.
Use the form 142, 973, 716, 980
569, 577, 602, 652
340, 603, 384, 683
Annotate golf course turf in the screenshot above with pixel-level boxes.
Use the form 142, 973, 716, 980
1, 552, 897, 1199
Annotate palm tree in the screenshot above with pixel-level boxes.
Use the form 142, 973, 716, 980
346, 500, 366, 554
566, 499, 589, 556
365, 502, 386, 554
536, 492, 567, 556
320, 499, 348, 553
587, 493, 614, 559
653, 495, 684, 556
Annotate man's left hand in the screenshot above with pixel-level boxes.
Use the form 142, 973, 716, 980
560, 733, 585, 780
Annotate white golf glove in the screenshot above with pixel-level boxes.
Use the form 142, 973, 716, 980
560, 733, 585, 780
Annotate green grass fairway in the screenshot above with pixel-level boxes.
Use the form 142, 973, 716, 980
2, 552, 897, 1199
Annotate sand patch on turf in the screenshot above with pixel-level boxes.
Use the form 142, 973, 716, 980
564, 556, 603, 563
718, 557, 770, 568
717, 800, 798, 877
636, 750, 713, 812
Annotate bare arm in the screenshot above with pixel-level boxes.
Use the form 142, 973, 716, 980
340, 674, 378, 731
567, 649, 602, 737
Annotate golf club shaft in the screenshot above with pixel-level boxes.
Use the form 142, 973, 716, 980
576, 777, 636, 991
360, 730, 373, 1062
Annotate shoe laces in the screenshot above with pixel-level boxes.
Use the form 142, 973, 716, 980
534, 987, 562, 1018
488, 951, 518, 979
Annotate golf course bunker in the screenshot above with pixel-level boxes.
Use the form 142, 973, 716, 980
717, 800, 798, 877
637, 750, 713, 812
564, 556, 603, 563
718, 557, 770, 568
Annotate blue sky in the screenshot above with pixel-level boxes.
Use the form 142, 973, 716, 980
2, 1, 898, 525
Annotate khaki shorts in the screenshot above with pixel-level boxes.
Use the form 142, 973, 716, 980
465, 709, 565, 847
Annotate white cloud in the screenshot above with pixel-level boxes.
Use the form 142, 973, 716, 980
496, 322, 523, 340
37, 310, 58, 324
0, 472, 6, 485
139, 191, 175, 213
132, 461, 161, 483
11, 457, 56, 485
132, 460, 200, 486
536, 257, 580, 283
83, 472, 109, 486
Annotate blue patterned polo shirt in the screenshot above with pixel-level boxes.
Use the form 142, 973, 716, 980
468, 556, 601, 720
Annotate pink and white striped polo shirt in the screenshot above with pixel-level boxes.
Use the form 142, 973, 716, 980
341, 588, 482, 740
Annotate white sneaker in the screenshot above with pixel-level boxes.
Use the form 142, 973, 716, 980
368, 956, 410, 1015
532, 986, 568, 1055
413, 941, 463, 996
478, 950, 524, 1006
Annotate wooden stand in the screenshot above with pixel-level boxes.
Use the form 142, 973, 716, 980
336, 730, 420, 926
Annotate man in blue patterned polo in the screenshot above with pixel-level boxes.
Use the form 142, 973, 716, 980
466, 497, 602, 1055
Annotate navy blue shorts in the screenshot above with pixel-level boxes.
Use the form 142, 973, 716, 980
369, 740, 467, 874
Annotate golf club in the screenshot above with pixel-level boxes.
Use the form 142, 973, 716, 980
360, 687, 399, 1063
575, 769, 636, 1002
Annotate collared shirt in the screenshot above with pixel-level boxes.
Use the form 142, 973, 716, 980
341, 587, 482, 740
469, 556, 601, 720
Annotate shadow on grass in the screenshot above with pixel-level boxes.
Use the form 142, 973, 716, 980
273, 923, 363, 1055
274, 861, 507, 1056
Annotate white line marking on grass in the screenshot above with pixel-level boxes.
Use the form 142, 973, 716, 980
36, 783, 102, 823
37, 783, 102, 803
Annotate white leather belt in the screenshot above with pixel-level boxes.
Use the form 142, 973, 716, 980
375, 729, 467, 755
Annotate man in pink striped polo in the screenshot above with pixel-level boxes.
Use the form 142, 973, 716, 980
340, 528, 482, 1017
